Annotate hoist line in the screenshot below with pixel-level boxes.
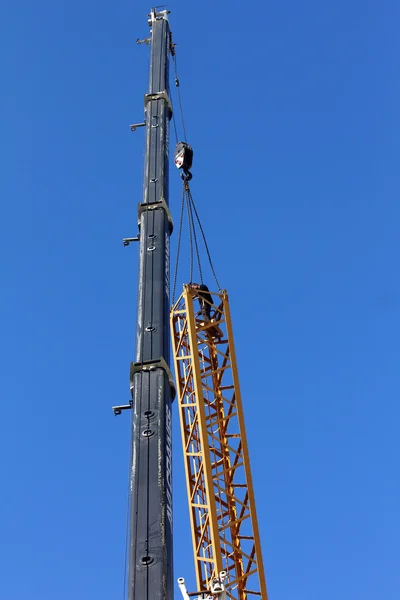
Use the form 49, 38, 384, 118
187, 185, 222, 291
188, 192, 203, 285
171, 179, 222, 305
171, 113, 179, 145
186, 184, 194, 284
172, 53, 188, 143
169, 83, 179, 144
172, 184, 186, 304
170, 40, 222, 298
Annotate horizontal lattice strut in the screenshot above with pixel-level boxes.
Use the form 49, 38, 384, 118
170, 286, 268, 600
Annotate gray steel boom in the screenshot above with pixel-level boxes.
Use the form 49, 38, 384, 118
128, 9, 174, 600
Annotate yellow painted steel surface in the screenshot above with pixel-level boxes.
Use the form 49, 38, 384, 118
170, 286, 268, 600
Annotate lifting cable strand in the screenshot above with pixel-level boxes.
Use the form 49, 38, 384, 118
187, 192, 203, 285
171, 43, 222, 293
187, 185, 222, 291
168, 54, 178, 142
169, 37, 178, 144
172, 184, 186, 304
171, 109, 179, 145
186, 184, 194, 283
170, 91, 179, 144
172, 181, 222, 296
172, 53, 188, 142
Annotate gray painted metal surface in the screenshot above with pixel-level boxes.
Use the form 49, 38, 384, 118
128, 12, 173, 600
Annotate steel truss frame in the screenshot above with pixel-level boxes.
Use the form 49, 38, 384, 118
170, 286, 268, 600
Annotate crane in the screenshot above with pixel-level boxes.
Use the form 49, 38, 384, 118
113, 8, 175, 600
113, 8, 268, 600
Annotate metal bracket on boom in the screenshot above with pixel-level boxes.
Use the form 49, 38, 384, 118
130, 357, 176, 401
137, 37, 151, 45
144, 90, 173, 119
130, 121, 146, 132
122, 235, 140, 247
138, 198, 174, 234
112, 400, 133, 416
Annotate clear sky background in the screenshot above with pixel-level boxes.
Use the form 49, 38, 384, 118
1, 0, 399, 598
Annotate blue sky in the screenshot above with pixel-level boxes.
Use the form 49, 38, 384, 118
1, 0, 399, 598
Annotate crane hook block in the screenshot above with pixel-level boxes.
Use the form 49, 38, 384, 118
174, 142, 193, 173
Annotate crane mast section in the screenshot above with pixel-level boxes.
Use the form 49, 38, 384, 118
128, 11, 173, 600
170, 287, 268, 600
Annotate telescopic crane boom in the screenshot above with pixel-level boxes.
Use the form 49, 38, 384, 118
114, 9, 175, 600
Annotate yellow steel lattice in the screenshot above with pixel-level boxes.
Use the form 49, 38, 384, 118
170, 286, 268, 600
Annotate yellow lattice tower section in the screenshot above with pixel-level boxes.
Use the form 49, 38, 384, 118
170, 285, 268, 600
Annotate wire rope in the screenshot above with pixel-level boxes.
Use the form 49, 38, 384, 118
187, 186, 222, 291
170, 45, 222, 296
172, 53, 188, 142
187, 191, 203, 285
186, 184, 194, 283
172, 185, 186, 304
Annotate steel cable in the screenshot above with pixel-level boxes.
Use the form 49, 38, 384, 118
188, 193, 203, 285
186, 184, 194, 283
172, 53, 188, 142
172, 185, 186, 304
171, 47, 221, 294
172, 181, 222, 301
187, 185, 222, 291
